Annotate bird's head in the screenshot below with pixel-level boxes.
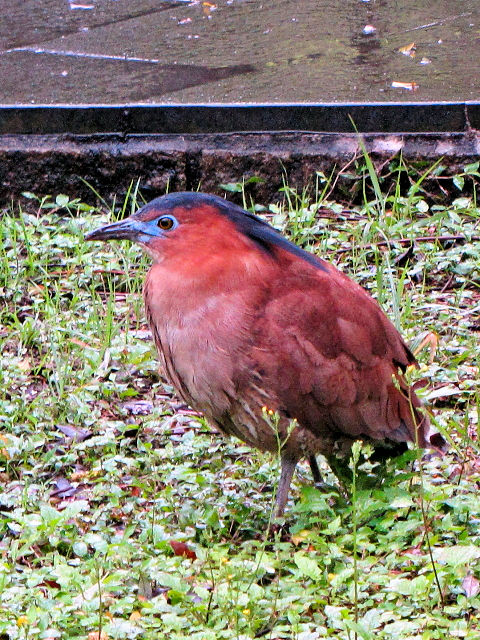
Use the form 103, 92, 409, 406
85, 192, 193, 255
85, 191, 327, 272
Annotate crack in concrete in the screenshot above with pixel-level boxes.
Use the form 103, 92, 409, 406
2, 47, 162, 65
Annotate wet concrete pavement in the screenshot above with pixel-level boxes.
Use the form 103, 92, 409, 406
1, 1, 479, 204
1, 0, 479, 105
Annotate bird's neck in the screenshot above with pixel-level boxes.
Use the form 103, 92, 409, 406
145, 246, 275, 319
142, 246, 274, 415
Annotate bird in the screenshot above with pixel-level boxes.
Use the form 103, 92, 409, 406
85, 191, 445, 515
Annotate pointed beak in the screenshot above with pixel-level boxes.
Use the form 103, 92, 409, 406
85, 217, 160, 243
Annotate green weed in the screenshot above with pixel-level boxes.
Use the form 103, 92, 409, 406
0, 167, 479, 639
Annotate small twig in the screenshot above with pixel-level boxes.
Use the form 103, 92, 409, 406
385, 12, 472, 37
95, 560, 103, 640
408, 396, 445, 611
93, 268, 128, 276
440, 274, 455, 294
419, 496, 445, 609
350, 443, 362, 638
315, 209, 365, 221
334, 234, 480, 255
324, 154, 360, 202
205, 563, 214, 624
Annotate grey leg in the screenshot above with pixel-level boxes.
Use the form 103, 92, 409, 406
309, 455, 323, 484
326, 454, 353, 488
276, 455, 298, 516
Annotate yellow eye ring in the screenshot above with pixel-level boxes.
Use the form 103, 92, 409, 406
157, 216, 175, 231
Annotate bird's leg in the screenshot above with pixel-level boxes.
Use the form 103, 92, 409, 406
309, 455, 323, 484
325, 454, 353, 496
275, 455, 298, 517
309, 454, 340, 494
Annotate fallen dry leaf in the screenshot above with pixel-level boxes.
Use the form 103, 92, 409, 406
291, 530, 311, 545
462, 573, 480, 598
398, 42, 416, 58
70, 337, 92, 349
55, 423, 92, 442
413, 331, 438, 364
169, 540, 197, 560
50, 477, 78, 499
121, 400, 154, 416
17, 358, 31, 372
129, 611, 142, 621
87, 632, 108, 640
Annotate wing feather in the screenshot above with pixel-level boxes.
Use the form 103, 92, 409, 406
254, 257, 428, 446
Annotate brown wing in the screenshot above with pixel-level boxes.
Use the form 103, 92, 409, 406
251, 256, 430, 448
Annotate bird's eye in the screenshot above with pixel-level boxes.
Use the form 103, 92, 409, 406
157, 215, 176, 231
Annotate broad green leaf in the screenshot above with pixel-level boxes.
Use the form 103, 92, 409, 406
294, 552, 322, 581
433, 545, 480, 566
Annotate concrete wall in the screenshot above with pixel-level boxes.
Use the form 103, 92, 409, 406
1, 131, 479, 206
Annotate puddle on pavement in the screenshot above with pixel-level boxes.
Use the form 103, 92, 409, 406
1, 0, 479, 103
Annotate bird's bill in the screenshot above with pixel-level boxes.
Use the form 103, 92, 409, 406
85, 218, 160, 243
